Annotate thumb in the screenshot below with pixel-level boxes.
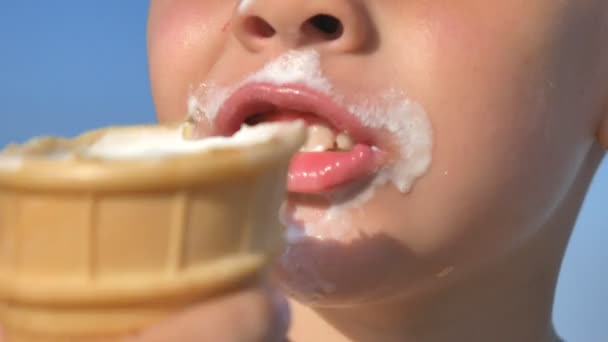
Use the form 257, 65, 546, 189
127, 285, 290, 342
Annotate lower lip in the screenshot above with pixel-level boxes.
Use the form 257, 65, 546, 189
287, 145, 385, 193
255, 110, 386, 193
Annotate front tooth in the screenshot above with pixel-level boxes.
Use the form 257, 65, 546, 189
336, 132, 354, 150
181, 120, 195, 140
301, 125, 335, 152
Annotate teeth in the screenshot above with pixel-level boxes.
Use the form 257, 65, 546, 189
335, 132, 354, 151
181, 121, 195, 140
299, 125, 355, 152
301, 125, 335, 152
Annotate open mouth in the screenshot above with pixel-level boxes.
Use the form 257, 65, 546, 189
213, 83, 387, 194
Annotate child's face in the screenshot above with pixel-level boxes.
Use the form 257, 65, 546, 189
148, 0, 607, 305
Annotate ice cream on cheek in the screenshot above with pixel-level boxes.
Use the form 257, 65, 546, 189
188, 50, 434, 241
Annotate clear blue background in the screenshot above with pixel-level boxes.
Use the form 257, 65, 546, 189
0, 2, 605, 341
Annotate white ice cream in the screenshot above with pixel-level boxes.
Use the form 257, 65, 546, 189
0, 122, 305, 170
86, 121, 304, 159
0, 156, 23, 171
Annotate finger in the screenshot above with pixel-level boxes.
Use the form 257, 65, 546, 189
126, 285, 290, 342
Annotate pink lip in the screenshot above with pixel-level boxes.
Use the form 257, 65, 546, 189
214, 83, 386, 193
214, 83, 375, 142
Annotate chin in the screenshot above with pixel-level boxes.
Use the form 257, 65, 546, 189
272, 195, 436, 307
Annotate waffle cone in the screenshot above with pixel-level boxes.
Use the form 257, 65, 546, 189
0, 123, 306, 341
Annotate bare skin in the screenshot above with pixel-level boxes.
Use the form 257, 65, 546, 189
136, 0, 608, 341
126, 284, 290, 342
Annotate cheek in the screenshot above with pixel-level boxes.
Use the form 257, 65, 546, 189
373, 1, 592, 267
148, 0, 233, 124
418, 74, 586, 264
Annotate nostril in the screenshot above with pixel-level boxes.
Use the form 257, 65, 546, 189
306, 14, 343, 39
244, 16, 276, 38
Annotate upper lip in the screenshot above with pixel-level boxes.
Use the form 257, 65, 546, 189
213, 82, 377, 146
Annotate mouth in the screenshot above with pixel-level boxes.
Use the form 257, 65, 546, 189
213, 83, 387, 194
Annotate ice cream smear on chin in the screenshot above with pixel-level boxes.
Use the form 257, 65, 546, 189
188, 49, 434, 241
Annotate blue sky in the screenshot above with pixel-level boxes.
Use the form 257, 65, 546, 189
0, 2, 606, 340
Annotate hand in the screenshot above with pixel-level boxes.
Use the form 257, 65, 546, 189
126, 284, 290, 342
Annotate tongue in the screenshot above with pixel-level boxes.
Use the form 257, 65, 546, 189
288, 144, 383, 193
250, 110, 384, 192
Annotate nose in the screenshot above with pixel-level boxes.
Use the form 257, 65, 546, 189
232, 0, 375, 53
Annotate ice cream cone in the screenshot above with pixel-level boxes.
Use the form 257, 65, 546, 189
0, 122, 306, 341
